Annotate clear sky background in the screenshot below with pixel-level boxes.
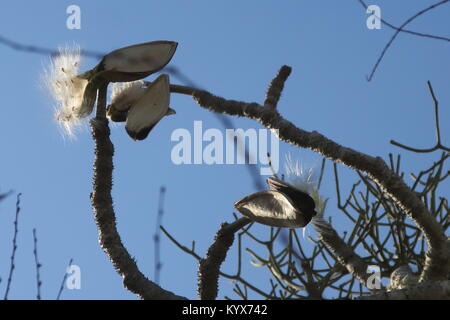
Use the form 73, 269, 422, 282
0, 1, 449, 299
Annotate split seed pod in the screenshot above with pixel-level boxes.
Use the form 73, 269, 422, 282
86, 41, 178, 83
125, 74, 175, 141
107, 81, 146, 122
234, 177, 317, 228
77, 41, 178, 119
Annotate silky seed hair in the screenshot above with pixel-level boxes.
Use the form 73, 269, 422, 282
110, 80, 146, 112
284, 153, 327, 216
44, 45, 88, 138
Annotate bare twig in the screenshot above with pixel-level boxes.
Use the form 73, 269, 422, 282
56, 258, 73, 300
4, 193, 22, 300
154, 186, 166, 285
391, 81, 450, 153
358, 0, 450, 42
362, 0, 450, 81
32, 228, 42, 300
0, 190, 13, 202
0, 34, 103, 58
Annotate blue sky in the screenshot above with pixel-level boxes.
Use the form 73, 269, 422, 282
0, 1, 449, 299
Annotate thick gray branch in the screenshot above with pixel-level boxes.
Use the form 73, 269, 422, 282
197, 218, 250, 300
264, 65, 292, 108
90, 86, 186, 300
313, 219, 372, 289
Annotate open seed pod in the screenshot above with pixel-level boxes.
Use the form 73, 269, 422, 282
125, 74, 175, 141
107, 81, 146, 122
92, 41, 178, 83
234, 177, 317, 228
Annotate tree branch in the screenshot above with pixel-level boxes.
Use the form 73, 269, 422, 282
264, 65, 292, 108
198, 218, 251, 300
90, 85, 186, 300
313, 219, 373, 290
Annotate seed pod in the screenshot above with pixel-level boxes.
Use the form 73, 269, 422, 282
107, 81, 146, 122
94, 41, 178, 82
125, 74, 175, 141
234, 177, 317, 228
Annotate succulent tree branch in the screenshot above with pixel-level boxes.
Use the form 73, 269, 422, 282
313, 219, 373, 290
89, 84, 186, 300
264, 65, 292, 108
164, 67, 449, 282
198, 218, 251, 300
161, 225, 275, 299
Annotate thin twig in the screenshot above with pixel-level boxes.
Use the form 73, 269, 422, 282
4, 193, 22, 300
358, 0, 450, 42
56, 258, 73, 300
154, 186, 166, 285
391, 81, 450, 152
32, 228, 42, 300
363, 0, 450, 81
0, 190, 13, 202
